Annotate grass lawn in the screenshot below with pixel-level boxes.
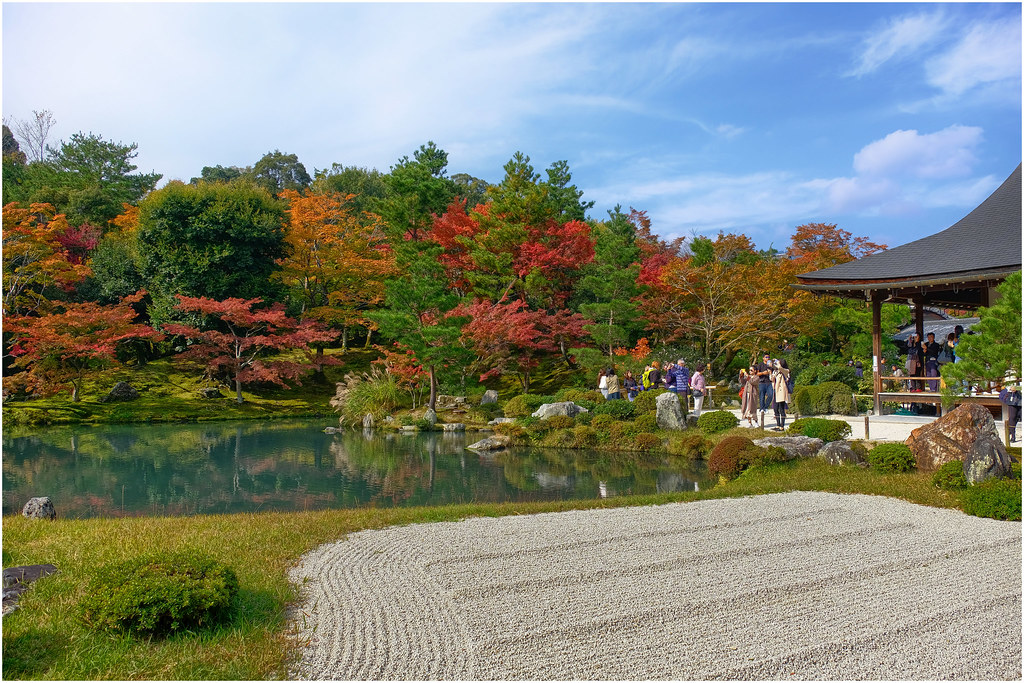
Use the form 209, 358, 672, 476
1, 456, 1003, 681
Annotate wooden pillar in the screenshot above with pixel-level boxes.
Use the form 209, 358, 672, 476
871, 295, 883, 416
914, 297, 925, 340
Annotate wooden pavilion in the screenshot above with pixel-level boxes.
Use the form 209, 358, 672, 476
794, 164, 1022, 414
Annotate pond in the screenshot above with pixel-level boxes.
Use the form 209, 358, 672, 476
2, 419, 710, 519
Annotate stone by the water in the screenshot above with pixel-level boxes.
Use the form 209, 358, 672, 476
531, 402, 588, 419
481, 390, 499, 405
752, 436, 824, 460
655, 393, 686, 431
21, 497, 55, 521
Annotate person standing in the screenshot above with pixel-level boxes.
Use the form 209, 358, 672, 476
690, 362, 707, 418
771, 359, 791, 431
623, 371, 639, 401
648, 361, 662, 392
755, 353, 773, 416
922, 332, 941, 392
674, 359, 691, 412
999, 383, 1021, 443
741, 366, 759, 428
605, 367, 621, 400
906, 334, 921, 391
598, 369, 608, 398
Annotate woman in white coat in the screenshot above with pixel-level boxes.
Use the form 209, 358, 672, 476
771, 359, 791, 431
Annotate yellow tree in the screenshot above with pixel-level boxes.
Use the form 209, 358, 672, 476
275, 189, 394, 352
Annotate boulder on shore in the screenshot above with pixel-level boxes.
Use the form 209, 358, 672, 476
466, 435, 512, 452
906, 403, 1011, 480
817, 440, 867, 467
752, 436, 823, 460
532, 402, 588, 419
99, 381, 140, 402
655, 392, 686, 430
481, 390, 499, 405
362, 413, 375, 429
22, 497, 55, 521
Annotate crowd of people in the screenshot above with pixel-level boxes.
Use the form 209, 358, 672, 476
738, 354, 791, 431
597, 359, 709, 417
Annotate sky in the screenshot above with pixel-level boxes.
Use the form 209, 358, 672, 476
3, 2, 1021, 251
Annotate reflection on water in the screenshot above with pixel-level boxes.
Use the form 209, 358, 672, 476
2, 419, 709, 519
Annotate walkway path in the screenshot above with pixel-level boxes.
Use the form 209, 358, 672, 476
289, 492, 1021, 680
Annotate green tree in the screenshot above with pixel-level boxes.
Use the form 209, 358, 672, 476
542, 159, 594, 222
135, 181, 287, 323
574, 206, 642, 356
378, 142, 459, 241
941, 271, 1022, 391
190, 165, 248, 185
451, 173, 489, 210
32, 132, 163, 227
251, 150, 311, 194
311, 163, 388, 215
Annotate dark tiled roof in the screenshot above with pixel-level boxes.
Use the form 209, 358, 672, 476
798, 165, 1021, 283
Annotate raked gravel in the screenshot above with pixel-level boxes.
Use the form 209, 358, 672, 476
288, 491, 1022, 680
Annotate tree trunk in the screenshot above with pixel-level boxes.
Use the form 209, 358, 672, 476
364, 328, 373, 348
428, 365, 437, 412
71, 380, 80, 402
342, 326, 348, 352
235, 375, 244, 403
559, 340, 577, 369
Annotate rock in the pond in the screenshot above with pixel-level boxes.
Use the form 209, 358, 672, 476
99, 381, 140, 403
362, 413, 375, 429
324, 426, 343, 434
441, 423, 466, 432
466, 435, 512, 452
21, 497, 55, 521
481, 390, 499, 405
655, 392, 686, 431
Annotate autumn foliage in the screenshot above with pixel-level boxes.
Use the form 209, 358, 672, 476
162, 295, 338, 403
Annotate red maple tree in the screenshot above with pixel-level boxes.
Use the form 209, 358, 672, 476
4, 291, 163, 401
163, 295, 338, 403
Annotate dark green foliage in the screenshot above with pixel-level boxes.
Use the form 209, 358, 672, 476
633, 412, 658, 433
79, 551, 237, 637
592, 399, 635, 419
787, 417, 852, 443
570, 425, 598, 448
554, 388, 605, 405
697, 410, 739, 435
932, 460, 968, 490
866, 443, 916, 473
667, 431, 711, 460
792, 381, 857, 416
590, 414, 617, 431
412, 418, 435, 431
574, 411, 593, 426
492, 422, 526, 439
631, 389, 665, 413
794, 361, 857, 390
961, 478, 1022, 521
251, 150, 311, 194
136, 181, 287, 320
634, 432, 662, 451
503, 394, 548, 418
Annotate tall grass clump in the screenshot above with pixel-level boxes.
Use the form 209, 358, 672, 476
336, 369, 402, 425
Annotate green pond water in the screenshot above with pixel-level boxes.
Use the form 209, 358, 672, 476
2, 419, 710, 519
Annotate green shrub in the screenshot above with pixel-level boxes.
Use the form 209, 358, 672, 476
697, 410, 739, 435
631, 389, 666, 413
961, 478, 1022, 520
554, 388, 605, 405
544, 414, 575, 429
795, 363, 857, 390
933, 460, 968, 490
571, 425, 598, 448
791, 386, 813, 416
493, 422, 526, 439
340, 372, 402, 425
634, 432, 662, 451
592, 400, 635, 419
633, 412, 658, 433
590, 414, 617, 431
514, 415, 541, 428
79, 551, 238, 637
413, 418, 434, 430
503, 394, 547, 418
866, 442, 916, 473
574, 411, 593, 426
786, 417, 852, 443
667, 431, 711, 460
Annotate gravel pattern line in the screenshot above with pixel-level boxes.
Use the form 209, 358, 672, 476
288, 492, 1022, 680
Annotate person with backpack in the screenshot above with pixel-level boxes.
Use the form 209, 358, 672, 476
647, 361, 662, 392
771, 359, 791, 431
641, 364, 653, 391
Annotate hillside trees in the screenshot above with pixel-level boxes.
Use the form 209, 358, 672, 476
4, 291, 163, 401
251, 150, 311, 195
162, 295, 337, 403
275, 189, 393, 351
134, 181, 287, 323
941, 271, 1022, 390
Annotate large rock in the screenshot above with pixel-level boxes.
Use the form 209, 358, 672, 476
99, 381, 139, 403
488, 417, 515, 425
3, 564, 58, 616
963, 434, 1013, 484
466, 435, 512, 452
441, 423, 466, 432
531, 402, 588, 419
753, 436, 824, 460
22, 497, 55, 521
817, 440, 867, 467
481, 390, 499, 405
906, 403, 1010, 474
655, 392, 687, 431
435, 395, 468, 410
362, 413, 375, 429
423, 408, 438, 426
198, 387, 224, 399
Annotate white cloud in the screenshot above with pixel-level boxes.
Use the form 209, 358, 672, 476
925, 19, 1022, 96
852, 125, 983, 179
848, 12, 949, 77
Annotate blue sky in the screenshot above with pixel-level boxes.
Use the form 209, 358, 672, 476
3, 2, 1020, 251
